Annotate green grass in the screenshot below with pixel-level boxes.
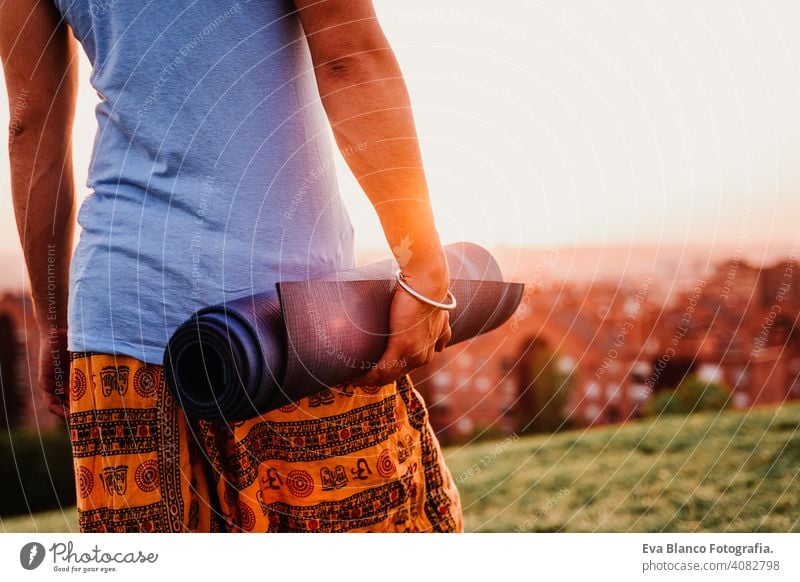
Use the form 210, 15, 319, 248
1, 507, 77, 533
5, 403, 799, 533
444, 403, 800, 532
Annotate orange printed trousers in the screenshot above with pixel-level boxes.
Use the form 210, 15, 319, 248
67, 352, 463, 532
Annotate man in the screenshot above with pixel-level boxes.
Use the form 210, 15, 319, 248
2, 0, 462, 532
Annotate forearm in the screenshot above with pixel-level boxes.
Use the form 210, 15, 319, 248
9, 131, 76, 333
315, 50, 448, 290
2, 3, 78, 333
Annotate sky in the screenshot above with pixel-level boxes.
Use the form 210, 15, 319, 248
1, 0, 799, 259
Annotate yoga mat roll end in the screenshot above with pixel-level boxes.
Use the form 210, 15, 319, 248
164, 297, 287, 421
164, 243, 524, 421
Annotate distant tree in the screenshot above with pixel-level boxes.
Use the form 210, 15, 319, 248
644, 374, 731, 417
515, 337, 573, 434
677, 376, 732, 412
467, 423, 507, 443
644, 390, 682, 417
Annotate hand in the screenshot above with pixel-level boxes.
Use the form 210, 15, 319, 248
350, 266, 452, 387
38, 328, 70, 419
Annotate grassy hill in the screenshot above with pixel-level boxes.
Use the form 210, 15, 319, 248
1, 507, 77, 533
444, 402, 800, 532
3, 403, 798, 533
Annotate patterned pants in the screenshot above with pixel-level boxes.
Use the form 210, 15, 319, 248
67, 352, 463, 532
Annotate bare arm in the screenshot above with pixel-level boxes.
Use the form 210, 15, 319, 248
1, 0, 77, 417
294, 0, 451, 385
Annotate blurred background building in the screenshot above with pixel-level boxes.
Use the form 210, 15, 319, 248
411, 255, 800, 444
0, 293, 55, 430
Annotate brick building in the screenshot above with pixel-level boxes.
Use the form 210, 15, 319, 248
0, 293, 57, 430
412, 257, 800, 443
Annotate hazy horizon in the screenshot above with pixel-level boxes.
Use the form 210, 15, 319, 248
1, 237, 796, 293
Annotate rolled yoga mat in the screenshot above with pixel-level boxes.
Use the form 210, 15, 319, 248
163, 242, 524, 421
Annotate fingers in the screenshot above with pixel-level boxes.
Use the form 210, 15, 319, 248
350, 292, 452, 389
350, 342, 409, 387
424, 343, 436, 368
47, 403, 68, 419
352, 326, 447, 388
435, 318, 452, 352
44, 392, 69, 419
38, 330, 70, 419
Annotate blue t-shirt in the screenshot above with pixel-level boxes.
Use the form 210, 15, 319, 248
57, 0, 355, 363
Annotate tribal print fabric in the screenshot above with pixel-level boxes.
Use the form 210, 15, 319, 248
68, 352, 463, 532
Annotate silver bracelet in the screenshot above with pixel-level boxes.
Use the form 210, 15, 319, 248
394, 269, 458, 311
